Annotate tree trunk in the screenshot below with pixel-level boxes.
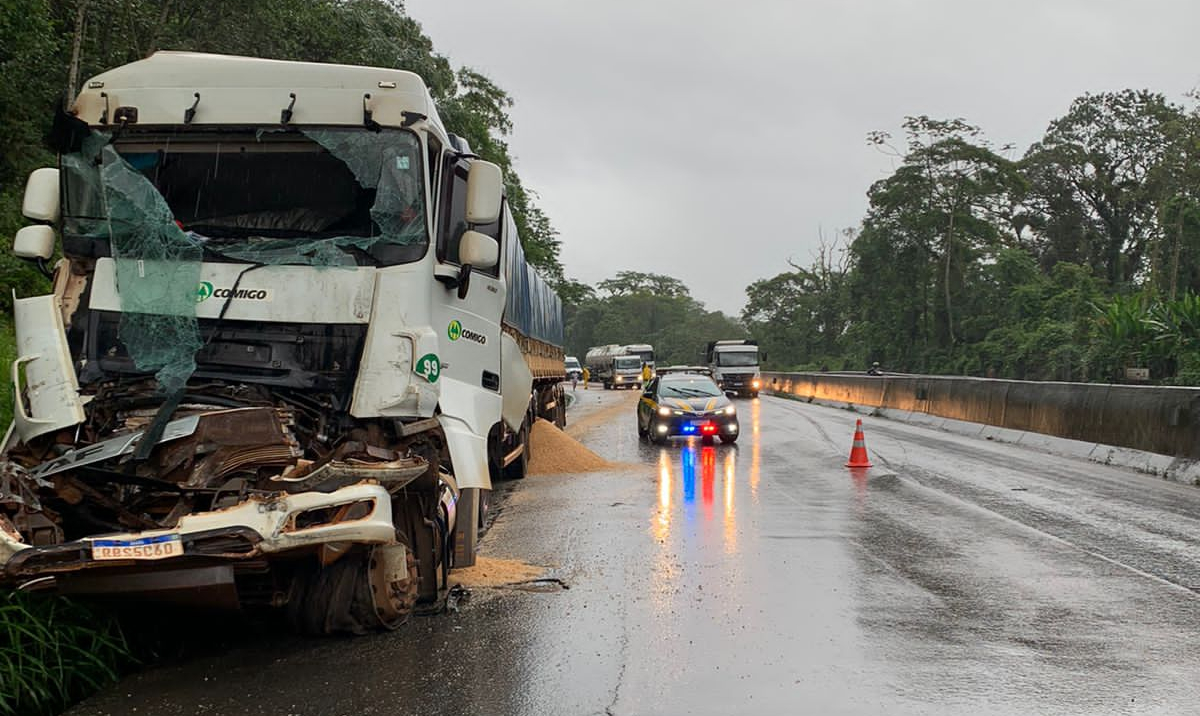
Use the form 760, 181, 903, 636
943, 209, 957, 345
1170, 204, 1184, 300
65, 1, 90, 109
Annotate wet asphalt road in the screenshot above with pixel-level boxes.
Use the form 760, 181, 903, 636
72, 389, 1200, 715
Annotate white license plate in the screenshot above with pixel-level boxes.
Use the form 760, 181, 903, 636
91, 535, 183, 561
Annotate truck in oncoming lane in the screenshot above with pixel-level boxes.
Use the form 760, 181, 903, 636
707, 340, 762, 397
584, 345, 645, 389
0, 52, 564, 634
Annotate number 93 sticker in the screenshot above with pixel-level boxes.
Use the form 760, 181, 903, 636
414, 353, 441, 383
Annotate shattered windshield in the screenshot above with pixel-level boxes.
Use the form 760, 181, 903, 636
63, 128, 428, 267
57, 128, 428, 393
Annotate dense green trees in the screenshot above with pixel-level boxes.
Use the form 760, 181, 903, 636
746, 91, 1200, 383
564, 271, 744, 365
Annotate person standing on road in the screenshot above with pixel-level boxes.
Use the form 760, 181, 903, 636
641, 361, 652, 386
582, 366, 590, 390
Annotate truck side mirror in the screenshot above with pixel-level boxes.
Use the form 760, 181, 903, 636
22, 168, 60, 223
460, 230, 498, 270
13, 225, 55, 260
465, 161, 503, 224
453, 230, 499, 300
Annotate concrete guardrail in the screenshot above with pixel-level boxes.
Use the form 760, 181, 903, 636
762, 372, 1200, 460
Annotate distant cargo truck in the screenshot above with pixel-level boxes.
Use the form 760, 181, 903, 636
707, 340, 762, 397
585, 345, 645, 389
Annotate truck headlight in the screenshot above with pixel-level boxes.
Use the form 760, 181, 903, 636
724, 405, 736, 415
751, 379, 762, 389
658, 406, 673, 417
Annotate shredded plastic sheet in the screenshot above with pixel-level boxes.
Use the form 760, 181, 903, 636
60, 129, 429, 392
63, 137, 202, 394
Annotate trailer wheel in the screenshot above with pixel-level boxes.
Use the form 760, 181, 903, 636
287, 543, 417, 635
502, 421, 530, 479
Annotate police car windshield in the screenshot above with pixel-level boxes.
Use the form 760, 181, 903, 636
660, 377, 722, 398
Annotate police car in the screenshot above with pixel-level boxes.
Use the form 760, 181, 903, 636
637, 372, 739, 445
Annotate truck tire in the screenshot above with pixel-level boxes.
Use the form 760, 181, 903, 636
287, 544, 417, 636
554, 385, 567, 428
502, 421, 530, 479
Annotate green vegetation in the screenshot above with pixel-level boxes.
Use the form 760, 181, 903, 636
745, 93, 1200, 381
564, 271, 745, 364
0, 592, 130, 716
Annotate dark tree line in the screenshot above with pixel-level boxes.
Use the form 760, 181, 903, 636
744, 91, 1200, 384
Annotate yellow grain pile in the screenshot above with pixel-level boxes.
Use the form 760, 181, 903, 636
528, 418, 610, 475
452, 556, 544, 588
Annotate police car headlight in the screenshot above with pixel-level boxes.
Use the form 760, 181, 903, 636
724, 405, 736, 415
657, 406, 672, 417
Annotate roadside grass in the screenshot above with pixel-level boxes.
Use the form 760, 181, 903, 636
0, 591, 131, 716
0, 317, 131, 715
1, 312, 12, 429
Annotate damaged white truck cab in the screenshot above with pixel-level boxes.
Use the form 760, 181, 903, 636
0, 52, 566, 633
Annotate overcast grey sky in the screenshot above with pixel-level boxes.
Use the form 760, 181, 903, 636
406, 0, 1200, 316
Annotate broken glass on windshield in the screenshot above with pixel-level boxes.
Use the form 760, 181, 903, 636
58, 128, 429, 392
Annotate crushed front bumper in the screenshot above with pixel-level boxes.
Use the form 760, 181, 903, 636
1, 482, 395, 583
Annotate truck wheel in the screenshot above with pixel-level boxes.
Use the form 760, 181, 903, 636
554, 385, 567, 428
750, 391, 759, 399
477, 488, 492, 533
287, 544, 417, 635
502, 421, 530, 479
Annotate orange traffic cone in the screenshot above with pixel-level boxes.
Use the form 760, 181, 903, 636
845, 419, 873, 468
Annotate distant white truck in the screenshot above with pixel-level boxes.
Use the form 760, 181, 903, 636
706, 340, 762, 398
584, 345, 644, 389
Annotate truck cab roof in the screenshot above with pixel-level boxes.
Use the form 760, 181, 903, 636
73, 51, 445, 132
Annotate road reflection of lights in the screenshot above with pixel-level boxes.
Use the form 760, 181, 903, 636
750, 398, 762, 500
723, 449, 737, 552
654, 450, 672, 541
681, 444, 696, 506
701, 445, 716, 521
652, 439, 746, 557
